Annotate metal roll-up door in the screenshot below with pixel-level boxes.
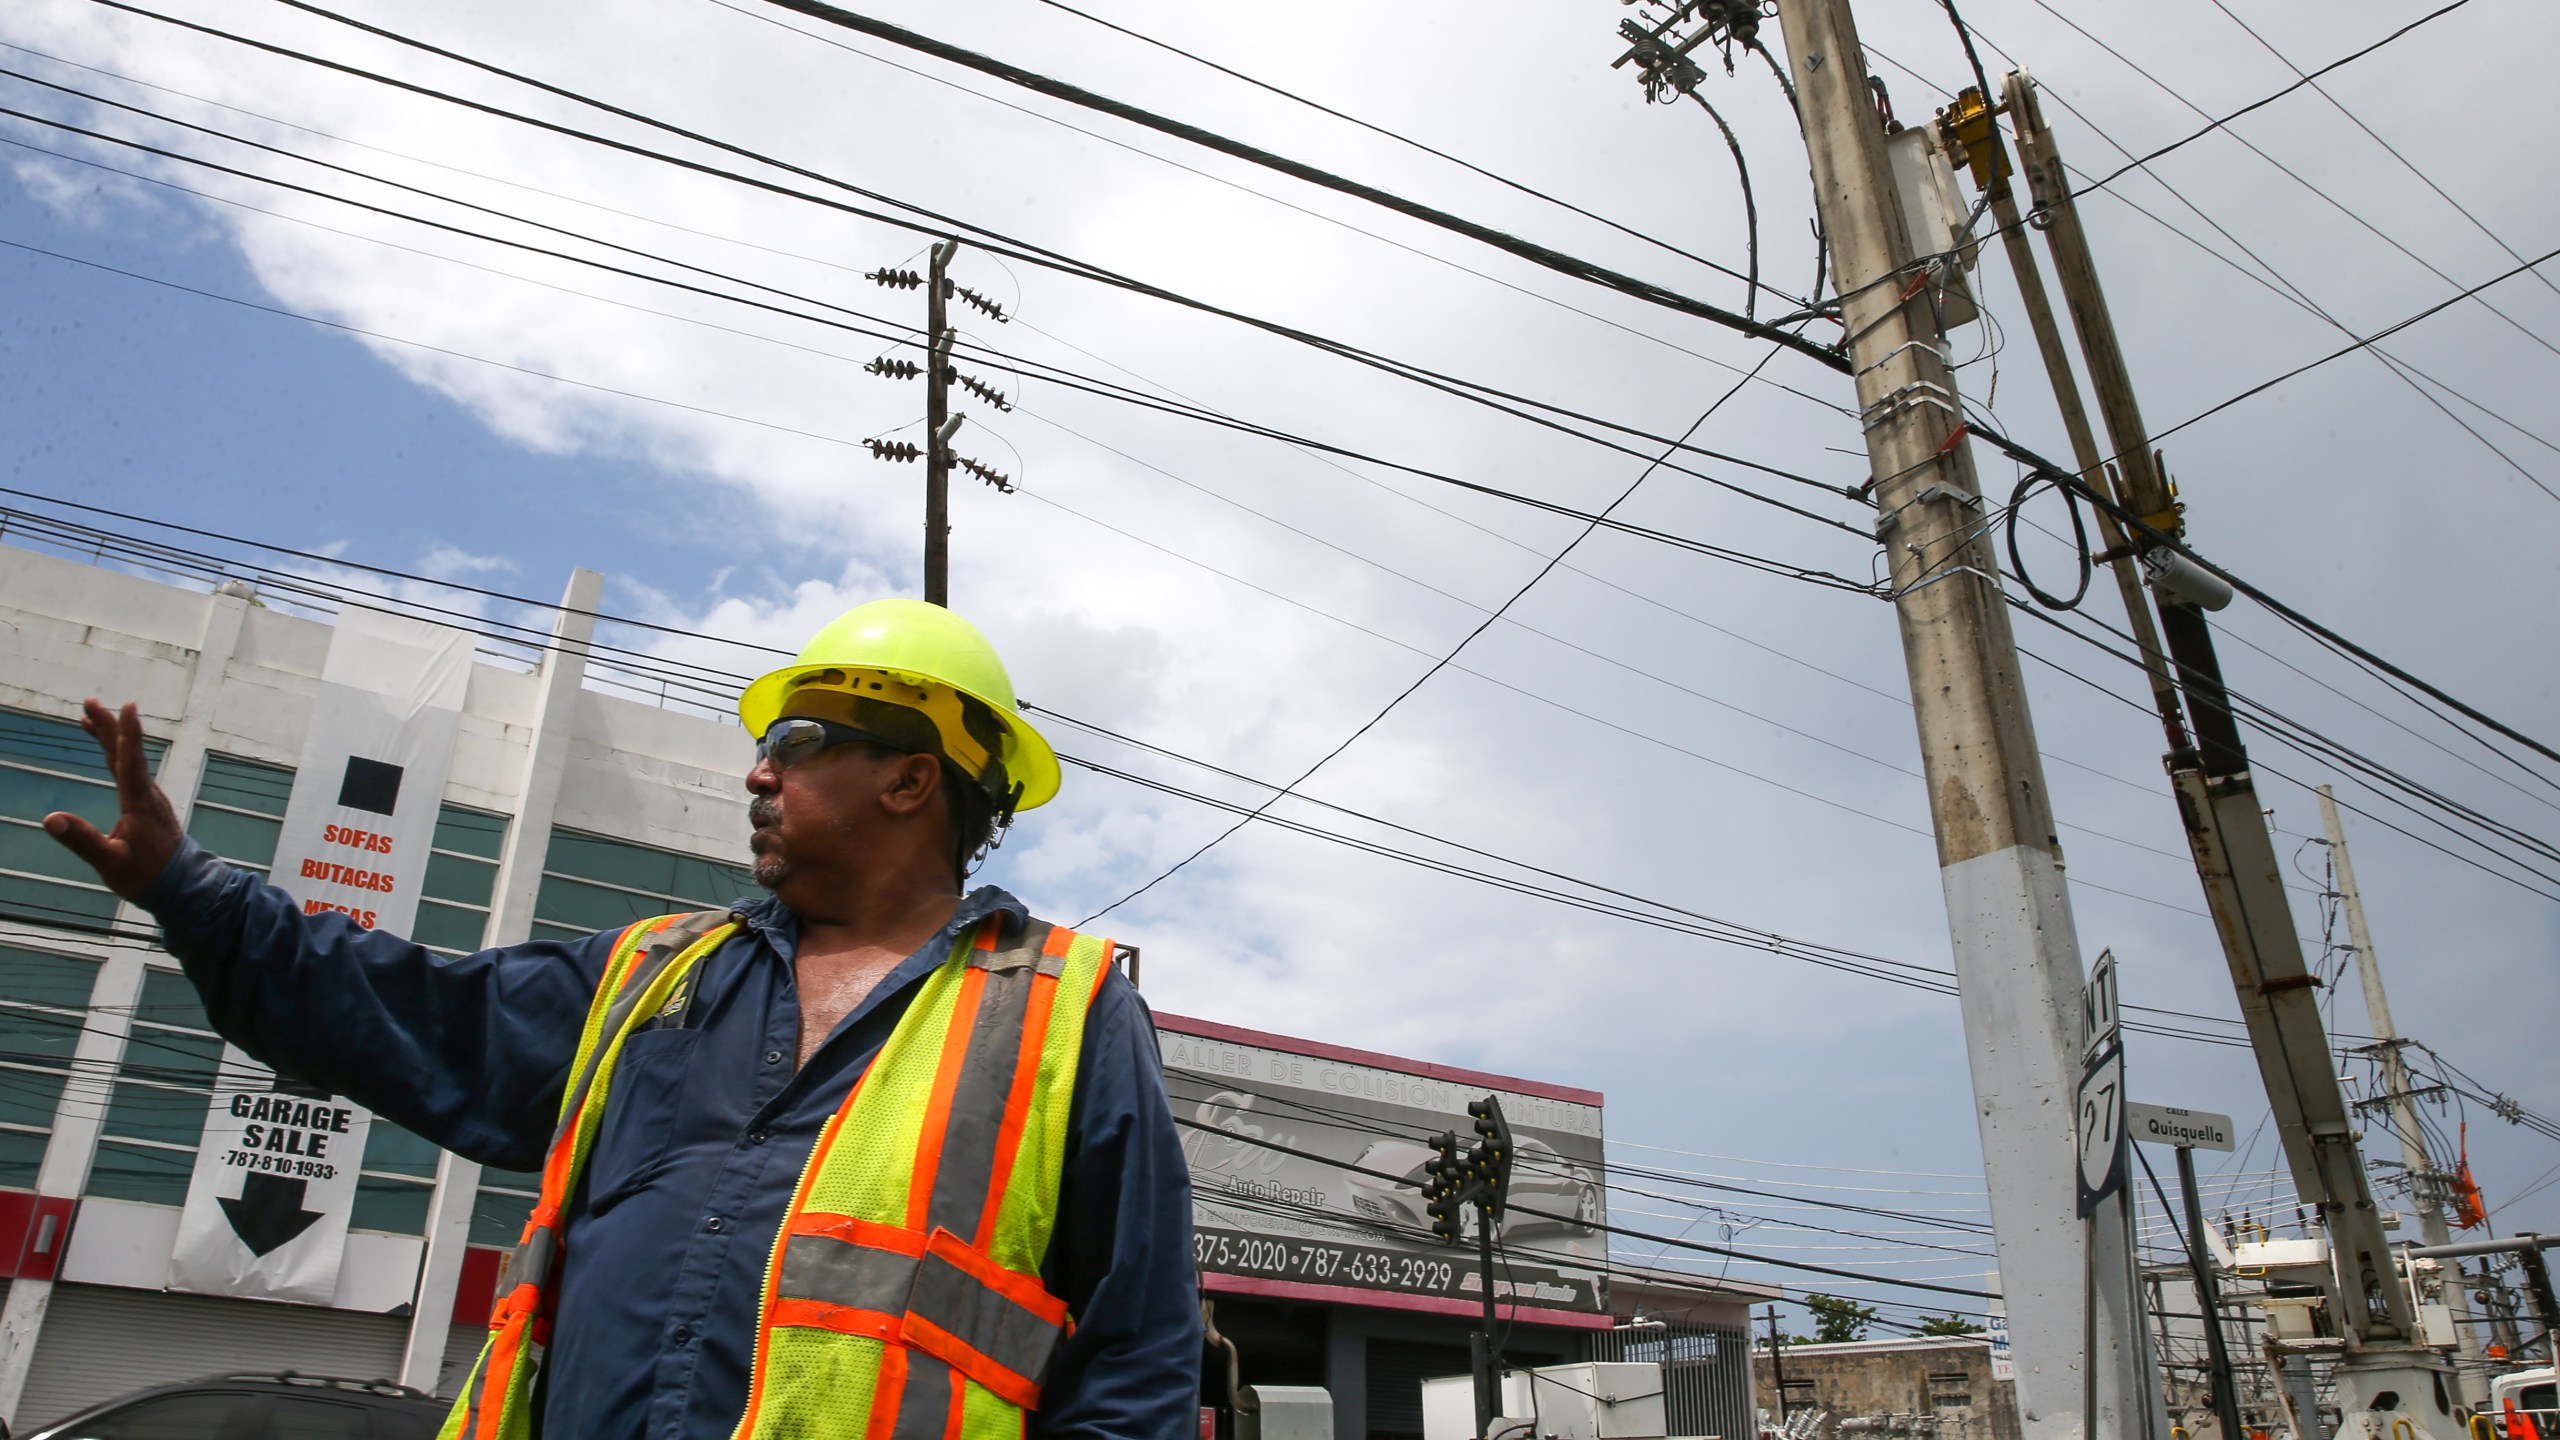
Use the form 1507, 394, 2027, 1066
437, 1321, 486, 1398
18, 1283, 408, 1429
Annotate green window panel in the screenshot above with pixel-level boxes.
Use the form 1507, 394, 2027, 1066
134, 966, 213, 1033
0, 947, 101, 1168
99, 971, 225, 1187
422, 849, 497, 910
0, 818, 113, 887
541, 831, 751, 911
0, 944, 101, 1011
434, 807, 507, 860
413, 900, 490, 955
194, 753, 292, 816
0, 708, 167, 782
0, 768, 126, 834
87, 1138, 193, 1205
0, 1007, 82, 1064
0, 1129, 46, 1189
99, 1083, 212, 1148
184, 808, 285, 874
531, 829, 751, 945
0, 1070, 69, 1131
533, 874, 679, 934
190, 754, 292, 871
0, 712, 107, 776
361, 1118, 440, 1180
0, 872, 116, 929
471, 1164, 540, 1247
351, 1173, 434, 1236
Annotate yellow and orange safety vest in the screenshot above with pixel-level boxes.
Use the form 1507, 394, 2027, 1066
438, 907, 1116, 1440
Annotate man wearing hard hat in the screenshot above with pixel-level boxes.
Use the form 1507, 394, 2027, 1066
45, 600, 1202, 1440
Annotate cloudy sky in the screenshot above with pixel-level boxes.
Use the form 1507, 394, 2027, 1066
4, 0, 2555, 1321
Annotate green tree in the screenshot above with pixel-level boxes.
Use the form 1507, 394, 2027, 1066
1914, 1314, 1986, 1337
1802, 1294, 1879, 1344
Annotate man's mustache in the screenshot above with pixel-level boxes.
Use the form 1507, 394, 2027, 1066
749, 796, 782, 830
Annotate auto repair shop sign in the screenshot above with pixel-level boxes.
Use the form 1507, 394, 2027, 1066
167, 608, 470, 1303
1158, 1014, 1608, 1317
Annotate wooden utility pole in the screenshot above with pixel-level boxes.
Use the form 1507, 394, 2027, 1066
924, 238, 959, 606
1765, 5, 2147, 1436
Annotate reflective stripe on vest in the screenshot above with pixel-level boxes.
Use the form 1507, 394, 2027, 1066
437, 908, 1115, 1440
437, 909, 740, 1440
732, 917, 1114, 1440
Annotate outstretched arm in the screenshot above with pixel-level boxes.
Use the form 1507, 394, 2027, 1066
45, 697, 612, 1169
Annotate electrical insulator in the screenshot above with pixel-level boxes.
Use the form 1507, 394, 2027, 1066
865, 439, 923, 463
867, 267, 924, 291
865, 357, 923, 381
954, 371, 1013, 413
947, 283, 1009, 323
956, 456, 1014, 494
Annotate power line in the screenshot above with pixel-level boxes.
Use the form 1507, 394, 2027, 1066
1174, 1115, 1991, 1300
1991, 6, 2560, 509
725, 0, 1838, 366
1962, 416, 2560, 778
0, 213, 1868, 586
2068, 0, 2478, 198
0, 493, 2444, 1060
1862, 31, 2560, 510
18, 19, 1872, 526
699, 0, 1808, 354
1079, 338, 1798, 925
2203, 0, 2560, 312
2151, 242, 2560, 449
190, 0, 1864, 422
1014, 0, 1798, 307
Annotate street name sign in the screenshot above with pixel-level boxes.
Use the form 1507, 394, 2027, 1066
2126, 1103, 2235, 1152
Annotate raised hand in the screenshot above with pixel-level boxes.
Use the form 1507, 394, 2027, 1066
43, 699, 186, 900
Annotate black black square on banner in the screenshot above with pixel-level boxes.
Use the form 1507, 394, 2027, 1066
338, 756, 404, 816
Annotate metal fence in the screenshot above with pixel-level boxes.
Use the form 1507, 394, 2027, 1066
1592, 1320, 1757, 1440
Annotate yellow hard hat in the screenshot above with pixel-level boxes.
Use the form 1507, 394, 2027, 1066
738, 599, 1061, 812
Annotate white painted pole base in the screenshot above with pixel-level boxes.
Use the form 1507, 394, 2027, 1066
1940, 844, 2159, 1440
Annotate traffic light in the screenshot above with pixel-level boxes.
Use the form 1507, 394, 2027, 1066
1466, 1096, 1514, 1221
1422, 1130, 1466, 1245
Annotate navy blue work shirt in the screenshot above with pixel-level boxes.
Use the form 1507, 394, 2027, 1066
139, 836, 1202, 1440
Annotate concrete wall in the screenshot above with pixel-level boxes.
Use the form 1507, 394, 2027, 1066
1753, 1336, 2020, 1440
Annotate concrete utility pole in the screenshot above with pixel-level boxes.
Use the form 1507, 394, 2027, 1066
924, 237, 958, 606
2320, 785, 2488, 1402
1766, 5, 2146, 1437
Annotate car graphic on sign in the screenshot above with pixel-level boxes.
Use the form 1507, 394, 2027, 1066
1344, 1136, 1601, 1242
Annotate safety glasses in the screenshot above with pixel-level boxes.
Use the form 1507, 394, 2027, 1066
756, 717, 911, 773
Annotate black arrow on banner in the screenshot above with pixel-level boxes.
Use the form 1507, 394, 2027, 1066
219, 1173, 324, 1257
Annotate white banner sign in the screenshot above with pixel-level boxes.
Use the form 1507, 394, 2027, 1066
169, 608, 471, 1303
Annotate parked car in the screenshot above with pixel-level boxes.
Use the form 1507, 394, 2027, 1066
22, 1372, 442, 1440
